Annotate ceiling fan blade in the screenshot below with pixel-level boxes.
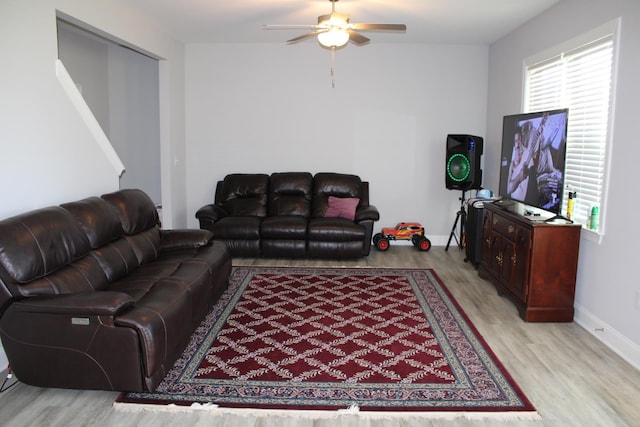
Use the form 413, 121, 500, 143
351, 23, 407, 31
348, 30, 370, 45
286, 29, 328, 44
263, 24, 321, 30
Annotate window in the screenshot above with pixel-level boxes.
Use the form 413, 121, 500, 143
523, 20, 618, 237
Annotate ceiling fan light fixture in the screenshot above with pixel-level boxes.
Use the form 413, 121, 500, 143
317, 28, 349, 47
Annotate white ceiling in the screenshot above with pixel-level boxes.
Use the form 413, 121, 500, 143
126, 0, 560, 45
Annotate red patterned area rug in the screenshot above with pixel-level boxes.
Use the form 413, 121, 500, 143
115, 267, 537, 419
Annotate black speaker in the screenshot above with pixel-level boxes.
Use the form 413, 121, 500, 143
445, 134, 483, 190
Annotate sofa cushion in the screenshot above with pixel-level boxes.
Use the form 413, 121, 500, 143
324, 196, 360, 220
219, 174, 269, 217
0, 207, 91, 284
125, 229, 162, 266
307, 241, 365, 258
15, 256, 110, 296
102, 189, 162, 265
307, 217, 366, 241
261, 216, 308, 239
101, 189, 159, 235
261, 240, 307, 258
311, 173, 362, 218
208, 217, 262, 240
114, 252, 221, 328
61, 197, 124, 248
268, 172, 313, 217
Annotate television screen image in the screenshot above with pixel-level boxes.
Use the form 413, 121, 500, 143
498, 109, 569, 215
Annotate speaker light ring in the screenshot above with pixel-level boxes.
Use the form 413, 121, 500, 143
447, 153, 471, 182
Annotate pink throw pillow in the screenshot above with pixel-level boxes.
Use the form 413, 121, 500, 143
324, 196, 359, 220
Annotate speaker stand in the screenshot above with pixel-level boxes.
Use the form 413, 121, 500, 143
445, 190, 467, 251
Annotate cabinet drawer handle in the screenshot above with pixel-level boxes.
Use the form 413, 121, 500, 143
511, 253, 517, 266
493, 218, 498, 226
508, 225, 514, 234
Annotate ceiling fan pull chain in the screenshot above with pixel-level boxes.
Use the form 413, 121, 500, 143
331, 46, 336, 88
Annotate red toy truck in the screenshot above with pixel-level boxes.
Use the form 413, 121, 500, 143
373, 222, 431, 252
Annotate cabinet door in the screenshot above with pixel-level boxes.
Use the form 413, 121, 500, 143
487, 217, 531, 305
498, 237, 515, 288
509, 226, 531, 301
480, 211, 495, 268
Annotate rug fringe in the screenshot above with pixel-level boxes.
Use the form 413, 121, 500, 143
113, 401, 540, 421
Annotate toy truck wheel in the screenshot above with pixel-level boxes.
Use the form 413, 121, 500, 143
373, 233, 383, 245
375, 237, 390, 251
411, 234, 431, 251
417, 237, 431, 251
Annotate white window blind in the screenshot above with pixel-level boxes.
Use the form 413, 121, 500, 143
524, 33, 615, 231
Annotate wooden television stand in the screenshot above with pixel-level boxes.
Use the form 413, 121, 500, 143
478, 202, 581, 322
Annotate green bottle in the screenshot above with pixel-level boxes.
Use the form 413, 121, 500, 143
590, 206, 599, 230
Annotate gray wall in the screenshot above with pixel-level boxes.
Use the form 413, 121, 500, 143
108, 44, 161, 204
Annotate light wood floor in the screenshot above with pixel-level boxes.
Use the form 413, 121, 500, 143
1, 246, 639, 426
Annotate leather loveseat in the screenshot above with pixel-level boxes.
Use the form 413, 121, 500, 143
0, 189, 231, 392
195, 172, 380, 258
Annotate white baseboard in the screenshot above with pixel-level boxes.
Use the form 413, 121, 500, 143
431, 235, 452, 247
574, 303, 640, 371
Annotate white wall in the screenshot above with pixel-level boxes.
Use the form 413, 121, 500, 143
185, 43, 489, 243
0, 0, 185, 370
487, 0, 640, 368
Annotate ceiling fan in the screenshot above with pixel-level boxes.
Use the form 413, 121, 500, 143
263, 0, 407, 49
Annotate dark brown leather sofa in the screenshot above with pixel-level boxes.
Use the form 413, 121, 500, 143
195, 172, 380, 258
0, 189, 231, 392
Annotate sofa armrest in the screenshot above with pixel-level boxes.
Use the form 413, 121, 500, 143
160, 229, 214, 250
355, 204, 380, 222
10, 292, 135, 316
195, 204, 228, 229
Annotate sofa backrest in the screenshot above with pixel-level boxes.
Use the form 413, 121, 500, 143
268, 172, 313, 217
101, 189, 161, 265
311, 173, 363, 218
62, 197, 125, 248
62, 195, 142, 284
0, 206, 98, 306
216, 174, 269, 217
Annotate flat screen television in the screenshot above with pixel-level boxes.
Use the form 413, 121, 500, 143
498, 108, 569, 216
